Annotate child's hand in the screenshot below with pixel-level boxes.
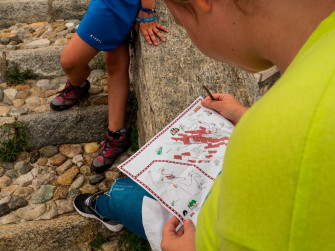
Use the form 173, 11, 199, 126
201, 93, 248, 125
135, 11, 168, 46
161, 217, 196, 251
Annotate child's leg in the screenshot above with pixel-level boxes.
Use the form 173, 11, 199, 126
50, 33, 98, 110
104, 42, 130, 131
95, 177, 154, 239
60, 33, 99, 86
90, 42, 130, 173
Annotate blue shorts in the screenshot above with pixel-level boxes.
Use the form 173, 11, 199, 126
77, 0, 141, 51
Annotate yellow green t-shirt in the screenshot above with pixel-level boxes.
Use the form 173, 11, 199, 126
196, 10, 335, 250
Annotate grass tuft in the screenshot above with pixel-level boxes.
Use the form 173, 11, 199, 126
89, 235, 107, 249
119, 228, 151, 251
0, 122, 29, 163
4, 62, 37, 86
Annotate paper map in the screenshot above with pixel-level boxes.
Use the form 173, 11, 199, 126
118, 97, 234, 224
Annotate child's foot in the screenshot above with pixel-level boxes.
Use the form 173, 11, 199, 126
50, 80, 90, 111
91, 129, 130, 173
73, 191, 123, 231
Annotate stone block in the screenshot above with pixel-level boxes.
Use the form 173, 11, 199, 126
52, 0, 90, 20
6, 46, 64, 78
0, 0, 50, 29
132, 1, 260, 145
18, 105, 108, 149
0, 214, 113, 250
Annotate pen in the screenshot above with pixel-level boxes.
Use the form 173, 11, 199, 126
202, 85, 215, 100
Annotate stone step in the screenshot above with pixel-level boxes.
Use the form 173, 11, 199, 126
0, 214, 117, 250
0, 0, 90, 29
0, 68, 110, 149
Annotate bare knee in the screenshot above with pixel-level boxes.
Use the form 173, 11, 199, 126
60, 51, 77, 74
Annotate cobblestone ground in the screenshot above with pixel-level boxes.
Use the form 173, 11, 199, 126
0, 142, 138, 250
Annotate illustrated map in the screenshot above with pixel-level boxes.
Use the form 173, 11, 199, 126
118, 97, 234, 224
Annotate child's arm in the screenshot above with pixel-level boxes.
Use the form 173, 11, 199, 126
201, 93, 248, 125
135, 0, 168, 46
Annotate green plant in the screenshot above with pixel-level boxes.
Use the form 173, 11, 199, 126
0, 123, 29, 163
4, 62, 37, 86
127, 83, 139, 152
93, 52, 106, 70
89, 235, 107, 249
119, 228, 151, 251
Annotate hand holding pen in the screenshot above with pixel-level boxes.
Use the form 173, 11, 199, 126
201, 85, 248, 125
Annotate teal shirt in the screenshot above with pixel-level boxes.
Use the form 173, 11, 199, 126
197, 10, 335, 250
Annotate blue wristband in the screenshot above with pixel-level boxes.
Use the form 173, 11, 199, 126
140, 5, 156, 14
136, 16, 157, 22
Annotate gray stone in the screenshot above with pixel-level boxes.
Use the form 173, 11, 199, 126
67, 188, 81, 199
36, 201, 58, 220
0, 213, 19, 225
0, 196, 11, 205
0, 167, 5, 177
0, 38, 9, 45
15, 204, 46, 221
14, 172, 33, 186
3, 89, 17, 101
14, 161, 25, 170
20, 163, 34, 175
31, 173, 57, 190
1, 163, 13, 170
55, 199, 74, 215
41, 145, 59, 158
9, 107, 29, 116
65, 22, 75, 29
24, 39, 50, 49
31, 184, 56, 204
10, 197, 28, 211
72, 154, 84, 165
18, 105, 108, 149
57, 30, 69, 36
52, 0, 90, 20
89, 174, 105, 185
30, 151, 40, 164
56, 159, 72, 175
35, 79, 50, 90
69, 174, 85, 190
87, 69, 106, 84
7, 46, 64, 78
5, 169, 18, 179
0, 203, 11, 217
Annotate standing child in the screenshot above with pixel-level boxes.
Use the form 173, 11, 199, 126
50, 0, 168, 173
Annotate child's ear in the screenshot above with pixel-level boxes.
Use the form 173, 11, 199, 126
194, 0, 212, 12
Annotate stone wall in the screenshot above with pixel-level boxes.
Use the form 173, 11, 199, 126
0, 0, 90, 28
132, 0, 261, 145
